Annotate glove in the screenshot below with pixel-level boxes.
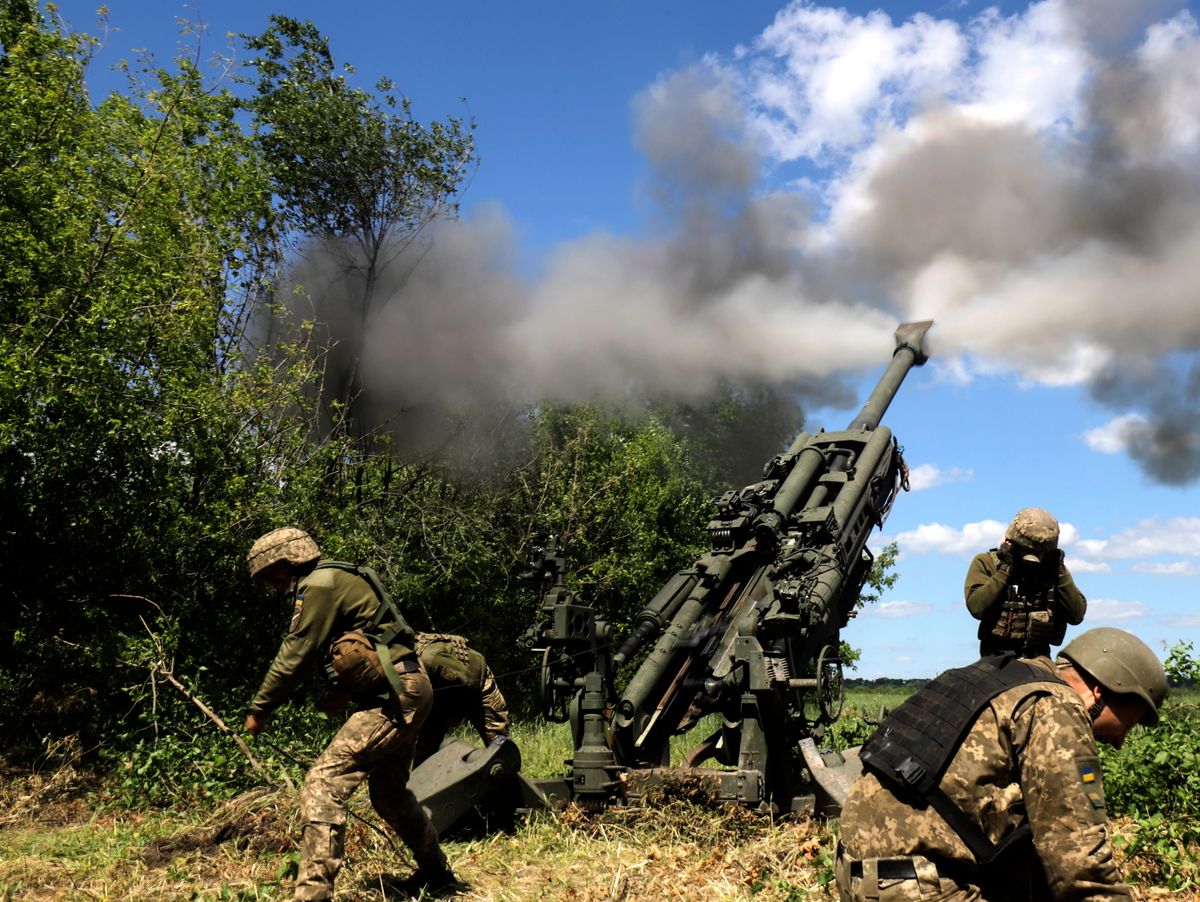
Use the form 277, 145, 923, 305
997, 541, 1015, 573
1047, 548, 1066, 580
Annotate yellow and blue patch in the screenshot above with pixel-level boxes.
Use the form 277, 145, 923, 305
1075, 756, 1106, 822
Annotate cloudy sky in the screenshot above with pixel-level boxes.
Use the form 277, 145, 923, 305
59, 0, 1200, 678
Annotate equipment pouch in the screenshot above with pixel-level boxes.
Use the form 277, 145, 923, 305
328, 629, 387, 694
1026, 609, 1054, 647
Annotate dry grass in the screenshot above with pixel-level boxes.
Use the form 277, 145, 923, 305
1, 760, 1197, 901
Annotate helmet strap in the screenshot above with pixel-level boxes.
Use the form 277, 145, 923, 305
1087, 695, 1106, 722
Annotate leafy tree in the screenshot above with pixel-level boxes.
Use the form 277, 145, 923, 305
240, 16, 476, 441
0, 4, 314, 745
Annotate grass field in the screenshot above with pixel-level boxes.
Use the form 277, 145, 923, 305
2, 687, 1198, 901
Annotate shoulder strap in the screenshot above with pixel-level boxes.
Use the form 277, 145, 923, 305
861, 654, 1056, 866
314, 560, 415, 646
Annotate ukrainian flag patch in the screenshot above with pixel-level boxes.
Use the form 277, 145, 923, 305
1076, 756, 1106, 822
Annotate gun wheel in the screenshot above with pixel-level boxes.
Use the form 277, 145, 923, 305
816, 645, 844, 723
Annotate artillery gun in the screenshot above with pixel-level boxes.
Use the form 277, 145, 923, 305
521, 321, 933, 816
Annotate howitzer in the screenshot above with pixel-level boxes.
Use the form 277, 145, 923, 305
523, 321, 933, 815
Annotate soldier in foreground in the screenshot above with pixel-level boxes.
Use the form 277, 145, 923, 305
836, 627, 1167, 901
965, 507, 1087, 657
414, 633, 510, 765
243, 527, 459, 901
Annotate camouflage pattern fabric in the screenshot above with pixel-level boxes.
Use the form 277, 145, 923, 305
415, 635, 510, 764
294, 668, 446, 901
837, 658, 1132, 902
964, 551, 1087, 657
249, 563, 415, 715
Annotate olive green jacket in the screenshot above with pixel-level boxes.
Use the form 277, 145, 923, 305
249, 561, 414, 715
965, 549, 1087, 649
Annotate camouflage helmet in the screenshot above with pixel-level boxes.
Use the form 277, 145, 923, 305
1058, 627, 1168, 726
247, 527, 320, 578
1005, 507, 1059, 558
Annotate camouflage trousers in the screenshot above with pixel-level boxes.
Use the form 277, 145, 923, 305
835, 852, 982, 902
294, 668, 445, 902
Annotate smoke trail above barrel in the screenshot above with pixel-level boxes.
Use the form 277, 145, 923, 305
290, 0, 1200, 482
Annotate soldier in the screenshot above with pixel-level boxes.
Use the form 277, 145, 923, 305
414, 633, 511, 766
243, 527, 459, 902
836, 627, 1168, 901
965, 507, 1087, 657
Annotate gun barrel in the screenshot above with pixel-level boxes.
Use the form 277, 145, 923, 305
846, 320, 932, 431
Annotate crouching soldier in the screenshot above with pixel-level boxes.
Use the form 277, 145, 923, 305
243, 527, 459, 901
837, 627, 1167, 901
414, 633, 510, 765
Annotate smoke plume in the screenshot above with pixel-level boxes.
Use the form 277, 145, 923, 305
279, 0, 1200, 483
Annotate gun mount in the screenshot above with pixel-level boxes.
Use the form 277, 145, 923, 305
523, 321, 933, 816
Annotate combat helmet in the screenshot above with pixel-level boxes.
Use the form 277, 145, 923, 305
1006, 508, 1059, 560
1058, 627, 1168, 726
247, 527, 321, 578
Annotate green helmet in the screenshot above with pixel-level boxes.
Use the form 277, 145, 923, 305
247, 527, 320, 578
1058, 627, 1168, 726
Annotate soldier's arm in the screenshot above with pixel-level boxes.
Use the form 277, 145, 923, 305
1015, 691, 1132, 900
965, 552, 1008, 618
248, 583, 340, 715
1054, 565, 1087, 625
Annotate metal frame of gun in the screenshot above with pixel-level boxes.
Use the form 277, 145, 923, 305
524, 321, 933, 816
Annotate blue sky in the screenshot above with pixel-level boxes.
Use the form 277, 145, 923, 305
53, 0, 1200, 678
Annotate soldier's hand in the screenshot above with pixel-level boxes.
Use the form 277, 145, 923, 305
997, 541, 1015, 573
1049, 548, 1066, 579
244, 712, 269, 734
316, 692, 351, 715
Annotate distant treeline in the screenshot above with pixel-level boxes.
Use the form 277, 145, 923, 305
845, 678, 929, 692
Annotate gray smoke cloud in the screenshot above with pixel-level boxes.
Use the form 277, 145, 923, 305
788, 0, 1200, 483
279, 0, 1200, 483
277, 63, 891, 465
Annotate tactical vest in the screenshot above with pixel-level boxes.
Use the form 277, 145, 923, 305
983, 550, 1058, 654
860, 655, 1061, 870
316, 561, 417, 701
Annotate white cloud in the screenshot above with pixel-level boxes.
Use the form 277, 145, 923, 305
1086, 598, 1148, 622
965, 0, 1089, 133
896, 517, 1081, 556
748, 4, 965, 160
1067, 558, 1112, 574
1167, 614, 1200, 628
875, 600, 935, 618
1133, 561, 1200, 577
1076, 517, 1200, 559
1082, 413, 1150, 454
906, 463, 973, 492
893, 519, 1005, 555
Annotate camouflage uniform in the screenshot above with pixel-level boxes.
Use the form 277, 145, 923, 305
965, 551, 1086, 658
414, 633, 510, 765
836, 657, 1130, 902
249, 562, 448, 902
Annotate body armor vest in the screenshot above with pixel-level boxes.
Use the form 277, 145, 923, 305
860, 655, 1062, 868
983, 550, 1058, 654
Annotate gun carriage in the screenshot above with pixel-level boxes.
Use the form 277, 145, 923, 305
521, 321, 933, 816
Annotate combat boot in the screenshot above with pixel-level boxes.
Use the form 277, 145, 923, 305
386, 865, 464, 898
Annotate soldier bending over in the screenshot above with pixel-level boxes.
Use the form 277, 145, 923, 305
243, 527, 459, 901
414, 633, 510, 765
836, 627, 1167, 901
